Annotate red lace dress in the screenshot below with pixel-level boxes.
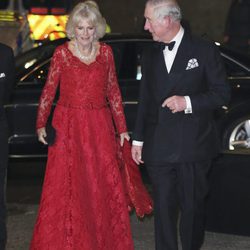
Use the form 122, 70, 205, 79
30, 42, 152, 250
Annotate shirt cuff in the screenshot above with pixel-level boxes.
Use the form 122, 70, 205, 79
184, 96, 192, 114
132, 140, 144, 146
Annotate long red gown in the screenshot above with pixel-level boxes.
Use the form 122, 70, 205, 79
30, 42, 152, 250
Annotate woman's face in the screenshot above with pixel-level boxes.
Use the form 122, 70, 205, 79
74, 18, 96, 47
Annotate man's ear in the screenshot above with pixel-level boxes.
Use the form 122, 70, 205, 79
162, 15, 171, 26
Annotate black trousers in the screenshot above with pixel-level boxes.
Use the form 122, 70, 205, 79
147, 161, 211, 250
0, 123, 8, 250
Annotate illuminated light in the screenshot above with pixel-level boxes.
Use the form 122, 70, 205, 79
136, 65, 142, 80
27, 14, 111, 41
106, 24, 111, 33
51, 8, 66, 15
38, 76, 41, 79
27, 14, 68, 40
136, 73, 142, 80
24, 59, 37, 69
30, 7, 49, 15
237, 84, 241, 88
215, 42, 221, 46
40, 70, 44, 74
222, 106, 228, 110
0, 10, 17, 21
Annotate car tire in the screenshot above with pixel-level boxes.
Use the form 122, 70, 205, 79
222, 115, 250, 151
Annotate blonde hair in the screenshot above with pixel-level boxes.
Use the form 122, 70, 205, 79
66, 1, 106, 40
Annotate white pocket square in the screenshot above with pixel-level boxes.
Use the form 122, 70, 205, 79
0, 73, 6, 78
186, 58, 199, 70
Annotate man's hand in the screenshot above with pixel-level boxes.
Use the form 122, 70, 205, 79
131, 145, 144, 165
162, 95, 186, 113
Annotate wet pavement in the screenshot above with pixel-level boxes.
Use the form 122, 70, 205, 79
5, 158, 250, 250
6, 202, 250, 250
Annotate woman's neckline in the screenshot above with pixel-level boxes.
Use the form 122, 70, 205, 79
65, 41, 102, 66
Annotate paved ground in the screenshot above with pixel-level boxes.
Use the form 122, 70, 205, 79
6, 203, 250, 250
5, 158, 250, 250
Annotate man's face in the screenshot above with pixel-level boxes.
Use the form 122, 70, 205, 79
144, 4, 168, 42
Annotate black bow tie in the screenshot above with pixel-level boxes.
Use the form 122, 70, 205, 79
160, 41, 176, 51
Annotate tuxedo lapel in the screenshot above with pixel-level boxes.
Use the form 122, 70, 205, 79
150, 32, 195, 103
152, 44, 170, 102
154, 43, 168, 77
170, 31, 193, 74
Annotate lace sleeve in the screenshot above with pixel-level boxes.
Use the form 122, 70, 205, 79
36, 47, 62, 129
106, 46, 127, 134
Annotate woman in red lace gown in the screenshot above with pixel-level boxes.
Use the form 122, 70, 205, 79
30, 1, 152, 250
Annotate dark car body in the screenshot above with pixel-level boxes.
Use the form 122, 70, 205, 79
5, 34, 250, 158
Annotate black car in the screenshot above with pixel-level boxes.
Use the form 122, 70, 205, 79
5, 34, 250, 158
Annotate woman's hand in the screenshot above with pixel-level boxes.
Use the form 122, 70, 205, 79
37, 127, 48, 145
120, 132, 130, 146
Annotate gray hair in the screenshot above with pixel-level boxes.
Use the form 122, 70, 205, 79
66, 1, 106, 40
146, 0, 182, 21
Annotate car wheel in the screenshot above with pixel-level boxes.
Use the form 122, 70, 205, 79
223, 116, 250, 151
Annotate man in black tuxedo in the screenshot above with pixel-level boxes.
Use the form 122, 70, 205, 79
131, 1, 231, 249
0, 43, 15, 250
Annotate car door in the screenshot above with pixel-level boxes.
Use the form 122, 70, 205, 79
6, 59, 53, 157
107, 39, 153, 132
219, 51, 250, 151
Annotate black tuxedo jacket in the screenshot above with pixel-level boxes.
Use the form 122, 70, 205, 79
133, 31, 231, 164
0, 43, 15, 125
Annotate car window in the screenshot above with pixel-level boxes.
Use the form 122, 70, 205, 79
15, 43, 60, 77
108, 41, 152, 81
222, 56, 249, 77
18, 40, 154, 86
